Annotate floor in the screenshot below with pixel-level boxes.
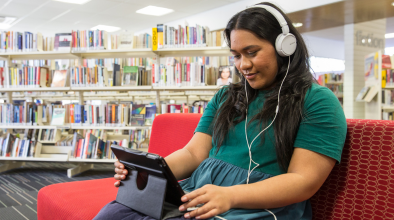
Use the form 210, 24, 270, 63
0, 162, 114, 220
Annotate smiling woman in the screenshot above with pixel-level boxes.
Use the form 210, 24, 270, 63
94, 2, 347, 220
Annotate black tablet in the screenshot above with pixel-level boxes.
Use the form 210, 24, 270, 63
111, 145, 185, 206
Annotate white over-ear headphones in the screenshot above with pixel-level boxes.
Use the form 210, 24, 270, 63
247, 5, 297, 57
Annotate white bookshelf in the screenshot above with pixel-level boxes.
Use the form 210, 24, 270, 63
0, 47, 225, 176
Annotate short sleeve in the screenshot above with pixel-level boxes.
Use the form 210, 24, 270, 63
194, 87, 228, 135
294, 86, 347, 163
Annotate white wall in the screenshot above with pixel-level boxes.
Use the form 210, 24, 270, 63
302, 35, 345, 60
136, 0, 344, 34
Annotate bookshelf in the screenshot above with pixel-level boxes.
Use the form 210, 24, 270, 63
0, 46, 227, 177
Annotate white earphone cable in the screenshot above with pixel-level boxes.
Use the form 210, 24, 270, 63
245, 56, 291, 184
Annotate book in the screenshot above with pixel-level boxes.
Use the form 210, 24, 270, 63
130, 104, 146, 126
55, 33, 72, 51
51, 108, 66, 125
87, 133, 97, 159
145, 105, 156, 125
112, 63, 121, 86
123, 66, 139, 86
51, 70, 68, 87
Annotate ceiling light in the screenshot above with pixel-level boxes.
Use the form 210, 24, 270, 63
53, 0, 91, 4
392, 2, 394, 6
91, 25, 120, 32
293, 23, 303, 28
0, 17, 16, 29
136, 6, 174, 16
385, 33, 394, 38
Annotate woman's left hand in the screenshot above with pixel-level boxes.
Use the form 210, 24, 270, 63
179, 184, 233, 219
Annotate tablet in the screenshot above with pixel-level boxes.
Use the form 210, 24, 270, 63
111, 145, 185, 206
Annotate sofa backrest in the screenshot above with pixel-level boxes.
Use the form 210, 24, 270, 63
148, 113, 202, 157
310, 119, 394, 220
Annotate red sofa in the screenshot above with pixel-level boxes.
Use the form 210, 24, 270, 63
37, 115, 394, 220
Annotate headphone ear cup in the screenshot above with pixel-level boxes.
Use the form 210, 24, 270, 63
275, 33, 297, 57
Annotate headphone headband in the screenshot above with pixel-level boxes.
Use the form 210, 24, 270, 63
246, 5, 289, 35
245, 4, 296, 57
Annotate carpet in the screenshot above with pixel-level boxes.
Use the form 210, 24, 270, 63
0, 162, 114, 220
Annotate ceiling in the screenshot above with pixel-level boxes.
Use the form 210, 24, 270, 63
0, 0, 243, 36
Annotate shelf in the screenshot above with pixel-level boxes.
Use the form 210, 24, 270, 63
68, 158, 117, 163
71, 125, 151, 130
70, 86, 152, 91
0, 156, 68, 162
382, 105, 394, 111
382, 85, 394, 90
74, 48, 156, 59
155, 46, 232, 57
0, 125, 70, 129
153, 86, 219, 91
325, 81, 343, 85
0, 50, 78, 60
1, 87, 71, 92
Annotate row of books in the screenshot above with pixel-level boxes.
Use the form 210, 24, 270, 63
71, 30, 107, 52
317, 73, 343, 85
0, 102, 64, 126
155, 24, 225, 48
0, 130, 38, 158
70, 128, 149, 159
161, 101, 208, 114
382, 112, 394, 120
382, 69, 394, 88
5, 65, 52, 88
326, 84, 343, 96
382, 90, 394, 106
1, 29, 156, 53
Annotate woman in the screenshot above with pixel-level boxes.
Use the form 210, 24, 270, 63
217, 66, 233, 86
96, 2, 347, 219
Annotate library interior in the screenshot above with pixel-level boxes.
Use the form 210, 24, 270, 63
0, 0, 393, 219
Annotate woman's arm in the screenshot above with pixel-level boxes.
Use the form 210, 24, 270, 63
165, 132, 212, 180
181, 147, 335, 219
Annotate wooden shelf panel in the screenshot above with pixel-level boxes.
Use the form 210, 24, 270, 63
68, 158, 117, 163
382, 105, 394, 111
71, 125, 151, 130
0, 156, 68, 162
0, 125, 70, 129
0, 51, 78, 60
70, 86, 152, 91
75, 49, 155, 59
155, 47, 231, 57
382, 86, 394, 90
153, 86, 219, 91
1, 87, 71, 92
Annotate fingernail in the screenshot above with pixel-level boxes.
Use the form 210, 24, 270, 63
181, 196, 187, 201
123, 170, 127, 174
179, 205, 185, 211
120, 166, 123, 169
184, 213, 190, 218
196, 217, 201, 219
122, 175, 125, 179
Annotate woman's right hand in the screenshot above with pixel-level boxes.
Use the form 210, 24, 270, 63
114, 161, 128, 187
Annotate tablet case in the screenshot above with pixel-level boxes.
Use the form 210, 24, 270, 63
112, 145, 185, 220
117, 169, 167, 220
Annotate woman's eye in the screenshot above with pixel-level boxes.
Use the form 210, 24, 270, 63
234, 55, 241, 59
248, 51, 257, 56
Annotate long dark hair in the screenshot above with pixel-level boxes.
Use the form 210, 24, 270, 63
212, 2, 315, 171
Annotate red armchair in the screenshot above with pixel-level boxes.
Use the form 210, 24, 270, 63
37, 116, 394, 220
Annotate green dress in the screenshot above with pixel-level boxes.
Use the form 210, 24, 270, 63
179, 83, 347, 220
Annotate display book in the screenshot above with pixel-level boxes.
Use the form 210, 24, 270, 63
155, 22, 226, 48
0, 128, 39, 158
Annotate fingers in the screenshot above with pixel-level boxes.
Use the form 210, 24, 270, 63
114, 180, 120, 187
180, 195, 208, 211
181, 187, 206, 203
184, 203, 218, 219
114, 173, 126, 181
114, 160, 124, 169
115, 168, 128, 175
